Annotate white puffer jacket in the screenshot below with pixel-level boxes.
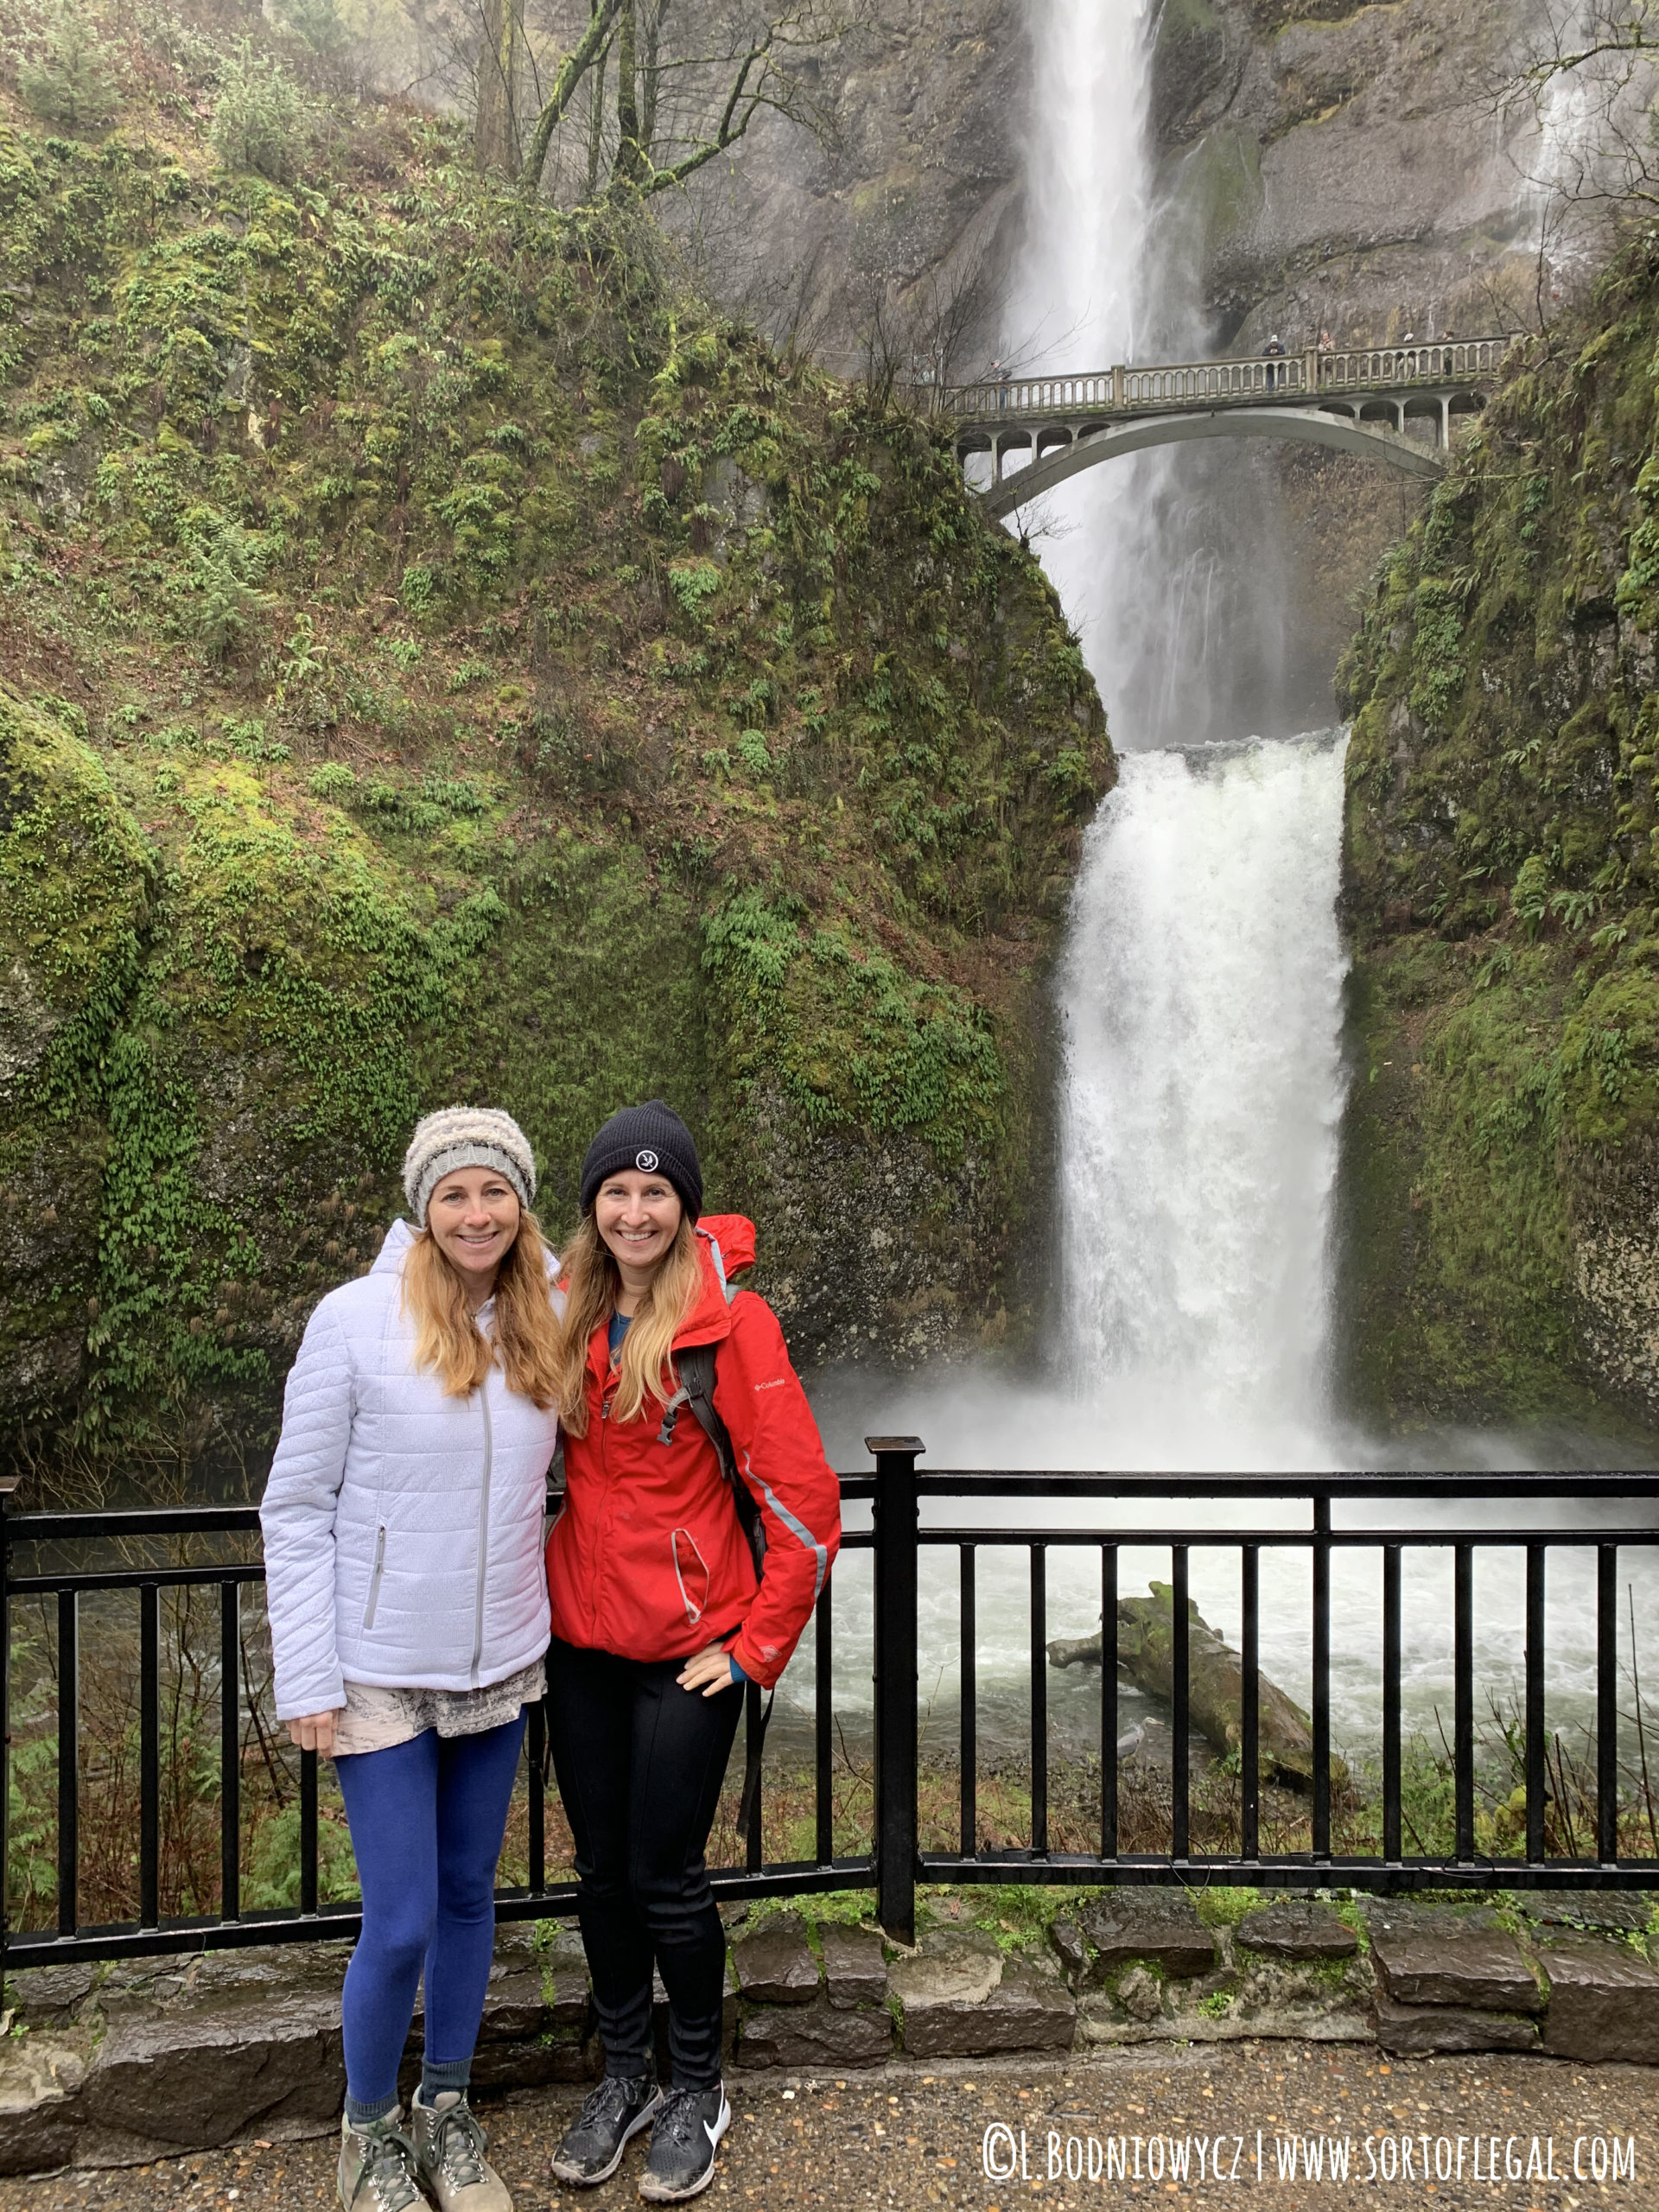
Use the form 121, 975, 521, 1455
260, 1220, 559, 1721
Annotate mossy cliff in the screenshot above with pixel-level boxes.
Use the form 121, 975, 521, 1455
1336, 239, 1659, 1432
0, 54, 1109, 1492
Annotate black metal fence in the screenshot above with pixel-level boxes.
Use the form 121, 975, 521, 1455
3, 1446, 1657, 1979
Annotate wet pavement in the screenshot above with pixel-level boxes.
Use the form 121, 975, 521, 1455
4, 2043, 1656, 2210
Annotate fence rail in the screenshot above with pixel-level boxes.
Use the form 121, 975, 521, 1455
3, 1453, 1657, 1973
933, 338, 1522, 424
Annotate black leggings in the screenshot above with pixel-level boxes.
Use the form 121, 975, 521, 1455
545, 1636, 742, 2089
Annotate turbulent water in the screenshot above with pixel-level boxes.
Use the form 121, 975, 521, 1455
1057, 736, 1349, 1431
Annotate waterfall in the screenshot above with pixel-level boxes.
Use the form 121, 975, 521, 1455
1058, 735, 1351, 1437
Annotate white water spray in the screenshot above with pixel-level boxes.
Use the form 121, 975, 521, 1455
1058, 735, 1350, 1427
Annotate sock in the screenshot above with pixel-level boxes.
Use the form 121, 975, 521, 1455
346, 2090, 399, 2130
421, 2055, 473, 2105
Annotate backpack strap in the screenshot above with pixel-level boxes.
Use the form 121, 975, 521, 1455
671, 1334, 772, 1844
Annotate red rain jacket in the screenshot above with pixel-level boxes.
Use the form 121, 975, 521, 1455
544, 1216, 841, 1689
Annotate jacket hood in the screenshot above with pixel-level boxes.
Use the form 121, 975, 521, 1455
674, 1214, 756, 1348
372, 1218, 417, 1275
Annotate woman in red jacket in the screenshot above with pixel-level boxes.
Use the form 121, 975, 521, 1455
544, 1103, 840, 2204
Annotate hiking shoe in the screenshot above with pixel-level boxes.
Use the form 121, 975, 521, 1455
338, 2109, 427, 2212
410, 2088, 512, 2210
550, 2069, 662, 2187
638, 2085, 730, 2202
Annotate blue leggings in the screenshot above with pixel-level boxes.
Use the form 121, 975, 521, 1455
334, 1713, 526, 2106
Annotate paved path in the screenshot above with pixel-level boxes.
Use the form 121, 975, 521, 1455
4, 2044, 1656, 2210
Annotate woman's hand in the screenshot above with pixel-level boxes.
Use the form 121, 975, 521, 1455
286, 1710, 341, 1756
677, 1641, 742, 1699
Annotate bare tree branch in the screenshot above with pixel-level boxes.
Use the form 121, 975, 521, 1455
519, 0, 622, 194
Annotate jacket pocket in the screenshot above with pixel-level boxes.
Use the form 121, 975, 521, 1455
670, 1528, 709, 1629
361, 1525, 387, 1630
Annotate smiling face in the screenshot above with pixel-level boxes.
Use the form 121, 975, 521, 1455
425, 1166, 521, 1296
594, 1169, 683, 1287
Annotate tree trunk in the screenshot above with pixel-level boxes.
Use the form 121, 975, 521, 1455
474, 0, 523, 173
1047, 1583, 1351, 1795
612, 0, 644, 184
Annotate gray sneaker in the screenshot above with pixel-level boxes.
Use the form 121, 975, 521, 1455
338, 2109, 427, 2212
550, 2069, 662, 2187
638, 2085, 730, 2203
410, 2088, 512, 2210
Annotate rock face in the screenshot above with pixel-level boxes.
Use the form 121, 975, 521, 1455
1151, 0, 1560, 353
692, 0, 1022, 379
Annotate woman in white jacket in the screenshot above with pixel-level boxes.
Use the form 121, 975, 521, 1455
261, 1107, 560, 2212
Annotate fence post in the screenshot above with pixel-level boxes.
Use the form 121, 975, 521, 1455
869, 1434, 923, 1945
0, 1476, 16, 2005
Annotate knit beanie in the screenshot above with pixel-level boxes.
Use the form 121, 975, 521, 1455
403, 1106, 537, 1227
579, 1101, 702, 1221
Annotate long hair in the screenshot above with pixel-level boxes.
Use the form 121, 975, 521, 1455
554, 1212, 703, 1436
402, 1211, 562, 1410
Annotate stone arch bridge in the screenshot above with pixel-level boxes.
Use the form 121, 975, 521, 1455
935, 339, 1521, 516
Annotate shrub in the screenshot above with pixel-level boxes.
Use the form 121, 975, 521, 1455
19, 9, 121, 132
209, 42, 310, 184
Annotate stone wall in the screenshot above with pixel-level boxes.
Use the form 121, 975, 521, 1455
5, 1891, 1655, 2178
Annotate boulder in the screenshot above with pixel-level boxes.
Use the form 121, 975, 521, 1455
87, 1971, 345, 2145
1236, 1901, 1358, 1961
1375, 1999, 1540, 2057
0, 2032, 89, 2178
1369, 1924, 1541, 2014
821, 1923, 888, 2010
732, 1912, 819, 2005
892, 1932, 1076, 2059
739, 1996, 893, 2069
1080, 1891, 1216, 1980
1540, 1942, 1659, 2065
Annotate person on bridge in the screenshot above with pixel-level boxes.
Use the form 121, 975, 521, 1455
1262, 333, 1285, 388
543, 1103, 841, 2204
261, 1106, 562, 2212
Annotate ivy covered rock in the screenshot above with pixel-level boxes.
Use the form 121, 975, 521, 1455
0, 53, 1109, 1491
1337, 238, 1659, 1428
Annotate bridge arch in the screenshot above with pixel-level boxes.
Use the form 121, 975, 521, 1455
975, 404, 1446, 518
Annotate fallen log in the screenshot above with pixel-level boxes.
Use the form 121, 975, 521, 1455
1047, 1581, 1349, 1794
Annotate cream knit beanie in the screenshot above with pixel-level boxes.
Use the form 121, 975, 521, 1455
402, 1107, 537, 1227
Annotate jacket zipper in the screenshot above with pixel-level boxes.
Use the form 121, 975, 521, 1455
471, 1383, 493, 1684
362, 1525, 387, 1630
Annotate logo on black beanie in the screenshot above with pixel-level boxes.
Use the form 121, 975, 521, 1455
636, 1148, 659, 1172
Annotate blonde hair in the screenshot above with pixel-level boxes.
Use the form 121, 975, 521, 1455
402, 1211, 562, 1410
555, 1212, 703, 1436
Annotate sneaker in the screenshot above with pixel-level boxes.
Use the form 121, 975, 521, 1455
638, 2085, 730, 2203
410, 2088, 512, 2210
550, 2069, 662, 2187
338, 2109, 427, 2212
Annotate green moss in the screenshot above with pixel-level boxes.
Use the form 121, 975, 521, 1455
1336, 234, 1659, 1431
0, 63, 1112, 1488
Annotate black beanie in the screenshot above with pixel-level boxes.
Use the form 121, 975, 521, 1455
580, 1101, 703, 1221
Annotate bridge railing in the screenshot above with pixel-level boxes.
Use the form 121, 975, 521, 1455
4, 1454, 1658, 1960
936, 337, 1522, 423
